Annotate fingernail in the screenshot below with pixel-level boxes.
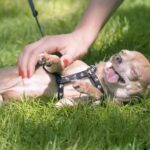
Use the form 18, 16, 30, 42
63, 59, 69, 67
18, 66, 22, 76
27, 70, 30, 78
18, 66, 21, 76
18, 66, 24, 79
21, 71, 24, 79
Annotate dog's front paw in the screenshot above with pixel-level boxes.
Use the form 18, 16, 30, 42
38, 53, 60, 66
38, 53, 51, 67
38, 53, 62, 73
72, 80, 88, 94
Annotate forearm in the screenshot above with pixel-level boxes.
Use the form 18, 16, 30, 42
73, 0, 123, 47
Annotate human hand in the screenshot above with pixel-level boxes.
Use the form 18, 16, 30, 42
18, 32, 89, 78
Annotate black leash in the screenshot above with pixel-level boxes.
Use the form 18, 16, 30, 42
28, 0, 62, 57
28, 0, 44, 37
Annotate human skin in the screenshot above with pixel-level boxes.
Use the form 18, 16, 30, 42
18, 0, 123, 78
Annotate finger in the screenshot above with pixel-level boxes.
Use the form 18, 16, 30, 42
27, 51, 38, 77
18, 38, 48, 78
60, 46, 82, 68
18, 52, 28, 78
60, 54, 74, 68
27, 41, 58, 76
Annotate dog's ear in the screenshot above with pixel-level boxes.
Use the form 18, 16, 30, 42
136, 65, 150, 87
137, 64, 150, 98
138, 64, 150, 84
128, 65, 139, 81
126, 82, 143, 96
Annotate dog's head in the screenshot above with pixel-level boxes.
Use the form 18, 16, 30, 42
103, 50, 150, 103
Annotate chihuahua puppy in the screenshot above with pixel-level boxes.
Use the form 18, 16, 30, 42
0, 50, 150, 107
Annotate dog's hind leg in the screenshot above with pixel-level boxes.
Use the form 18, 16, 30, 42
55, 96, 91, 108
72, 80, 103, 100
55, 98, 77, 108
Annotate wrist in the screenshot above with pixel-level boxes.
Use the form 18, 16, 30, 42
72, 28, 96, 50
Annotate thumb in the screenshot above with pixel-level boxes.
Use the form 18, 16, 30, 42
60, 54, 74, 68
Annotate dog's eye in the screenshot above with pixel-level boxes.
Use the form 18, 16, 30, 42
115, 55, 122, 64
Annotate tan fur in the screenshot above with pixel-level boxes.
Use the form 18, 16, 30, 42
0, 50, 150, 107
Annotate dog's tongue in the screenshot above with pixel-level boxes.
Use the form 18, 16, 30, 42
104, 67, 119, 84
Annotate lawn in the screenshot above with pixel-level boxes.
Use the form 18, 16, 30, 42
0, 0, 150, 149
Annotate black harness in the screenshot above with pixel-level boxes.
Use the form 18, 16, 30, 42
43, 65, 104, 99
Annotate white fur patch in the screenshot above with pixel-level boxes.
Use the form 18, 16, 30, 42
105, 62, 112, 68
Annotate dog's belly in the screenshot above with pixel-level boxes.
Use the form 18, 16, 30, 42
0, 61, 91, 101
1, 67, 58, 100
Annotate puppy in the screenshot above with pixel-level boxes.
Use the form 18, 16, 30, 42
0, 50, 150, 107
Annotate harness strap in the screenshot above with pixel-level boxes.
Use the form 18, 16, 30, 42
52, 65, 104, 99
87, 66, 104, 93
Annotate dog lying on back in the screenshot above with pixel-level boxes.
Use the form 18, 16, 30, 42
0, 50, 150, 107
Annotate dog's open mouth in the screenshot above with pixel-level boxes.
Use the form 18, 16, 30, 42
103, 62, 125, 84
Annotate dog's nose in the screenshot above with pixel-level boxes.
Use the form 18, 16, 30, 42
112, 54, 122, 64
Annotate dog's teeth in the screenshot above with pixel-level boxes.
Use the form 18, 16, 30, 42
106, 62, 112, 68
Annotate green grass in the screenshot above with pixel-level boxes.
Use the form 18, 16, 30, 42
0, 0, 150, 149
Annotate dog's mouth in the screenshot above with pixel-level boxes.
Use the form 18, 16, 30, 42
103, 62, 125, 84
